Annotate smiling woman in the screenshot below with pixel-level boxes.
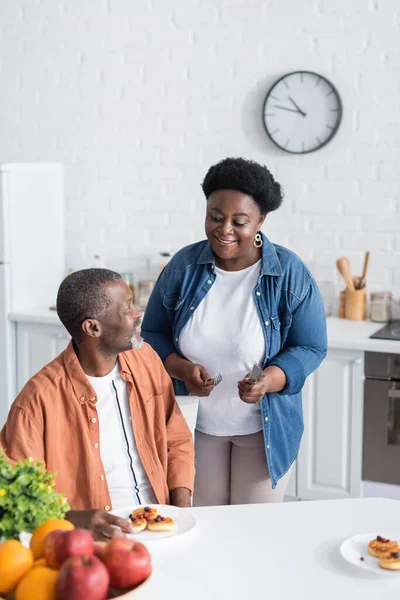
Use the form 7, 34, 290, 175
142, 157, 327, 507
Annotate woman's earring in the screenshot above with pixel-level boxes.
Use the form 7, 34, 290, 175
254, 232, 263, 248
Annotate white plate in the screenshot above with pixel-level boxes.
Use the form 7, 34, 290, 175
340, 532, 400, 576
111, 504, 197, 542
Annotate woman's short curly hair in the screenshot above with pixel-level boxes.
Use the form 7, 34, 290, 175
201, 157, 283, 216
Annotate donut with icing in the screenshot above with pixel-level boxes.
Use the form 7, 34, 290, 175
368, 536, 399, 557
379, 551, 400, 570
128, 515, 147, 533
147, 516, 175, 532
131, 506, 159, 521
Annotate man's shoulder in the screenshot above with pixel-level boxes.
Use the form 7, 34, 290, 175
12, 352, 66, 411
120, 343, 159, 368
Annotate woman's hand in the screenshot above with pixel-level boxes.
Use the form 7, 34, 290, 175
237, 375, 268, 404
183, 362, 215, 397
238, 365, 287, 403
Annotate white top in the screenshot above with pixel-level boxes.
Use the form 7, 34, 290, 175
179, 260, 265, 436
86, 363, 157, 510
131, 498, 400, 600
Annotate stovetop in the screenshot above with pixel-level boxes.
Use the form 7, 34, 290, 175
370, 320, 400, 340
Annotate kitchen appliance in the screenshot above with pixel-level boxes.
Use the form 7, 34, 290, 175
369, 320, 400, 341
362, 351, 400, 486
0, 163, 64, 425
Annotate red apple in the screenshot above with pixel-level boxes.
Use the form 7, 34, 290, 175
94, 541, 106, 560
43, 528, 95, 569
103, 538, 151, 589
56, 554, 110, 600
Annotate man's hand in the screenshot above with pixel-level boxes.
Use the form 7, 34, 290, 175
170, 487, 191, 507
183, 363, 214, 397
66, 509, 134, 542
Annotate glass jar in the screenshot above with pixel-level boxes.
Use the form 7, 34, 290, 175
137, 280, 155, 309
370, 291, 392, 322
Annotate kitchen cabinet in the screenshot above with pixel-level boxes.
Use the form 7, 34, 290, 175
16, 321, 70, 393
297, 348, 364, 500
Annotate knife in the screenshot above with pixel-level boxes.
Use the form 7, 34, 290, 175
247, 363, 264, 384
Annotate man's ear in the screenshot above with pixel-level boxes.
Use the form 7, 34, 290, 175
81, 319, 102, 338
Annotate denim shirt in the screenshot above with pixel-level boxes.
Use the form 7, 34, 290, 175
142, 233, 327, 487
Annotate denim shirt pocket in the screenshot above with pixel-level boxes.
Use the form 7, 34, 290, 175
162, 294, 183, 312
270, 314, 292, 352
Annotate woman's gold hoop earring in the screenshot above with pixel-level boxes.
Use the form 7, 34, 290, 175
254, 232, 263, 248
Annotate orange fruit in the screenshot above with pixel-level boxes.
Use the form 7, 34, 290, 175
15, 566, 59, 600
33, 558, 47, 568
30, 519, 74, 559
0, 539, 34, 594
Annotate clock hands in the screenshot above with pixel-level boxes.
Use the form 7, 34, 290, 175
273, 97, 307, 117
288, 96, 306, 117
273, 105, 302, 114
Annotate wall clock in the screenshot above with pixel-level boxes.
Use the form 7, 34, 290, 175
262, 71, 342, 154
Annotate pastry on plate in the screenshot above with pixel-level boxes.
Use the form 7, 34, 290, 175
368, 536, 399, 557
128, 515, 147, 534
132, 506, 159, 521
379, 551, 400, 570
147, 515, 175, 532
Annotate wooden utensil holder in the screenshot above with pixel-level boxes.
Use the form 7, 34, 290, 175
338, 276, 367, 320
344, 286, 367, 321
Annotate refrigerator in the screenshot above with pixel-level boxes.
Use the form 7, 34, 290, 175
0, 163, 64, 426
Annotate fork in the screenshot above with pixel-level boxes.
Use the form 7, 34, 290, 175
213, 373, 222, 387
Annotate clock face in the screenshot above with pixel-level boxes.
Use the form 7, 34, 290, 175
263, 71, 342, 154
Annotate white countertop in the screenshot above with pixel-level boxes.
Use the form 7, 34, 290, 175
8, 309, 400, 354
9, 306, 62, 325
327, 316, 400, 354
131, 498, 400, 600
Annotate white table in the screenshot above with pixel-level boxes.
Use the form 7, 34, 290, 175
132, 498, 400, 599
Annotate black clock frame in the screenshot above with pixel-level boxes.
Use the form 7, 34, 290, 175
262, 70, 343, 154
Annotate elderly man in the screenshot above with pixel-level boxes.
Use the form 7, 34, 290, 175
1, 269, 194, 539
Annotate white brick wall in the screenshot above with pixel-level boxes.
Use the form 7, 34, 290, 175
1, 0, 399, 301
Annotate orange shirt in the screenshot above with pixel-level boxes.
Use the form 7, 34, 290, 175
0, 342, 194, 511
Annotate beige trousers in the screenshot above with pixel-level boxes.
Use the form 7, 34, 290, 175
193, 429, 292, 506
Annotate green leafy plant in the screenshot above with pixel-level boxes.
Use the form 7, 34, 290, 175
0, 450, 70, 540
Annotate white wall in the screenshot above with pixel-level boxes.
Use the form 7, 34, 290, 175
1, 0, 399, 298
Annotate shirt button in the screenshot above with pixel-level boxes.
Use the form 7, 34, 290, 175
100, 475, 105, 481
256, 291, 261, 296
190, 306, 195, 310
90, 397, 97, 404
175, 337, 178, 342
266, 355, 270, 360
91, 418, 97, 423
267, 444, 270, 449
105, 505, 110, 511
79, 396, 85, 403
265, 320, 269, 326
265, 416, 269, 422
207, 280, 212, 284
94, 443, 99, 448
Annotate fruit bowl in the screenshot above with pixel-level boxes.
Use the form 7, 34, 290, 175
0, 573, 151, 600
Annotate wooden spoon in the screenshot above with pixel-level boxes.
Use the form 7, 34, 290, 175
336, 257, 355, 291
359, 251, 370, 289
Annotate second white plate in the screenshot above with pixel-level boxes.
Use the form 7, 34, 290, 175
111, 504, 197, 542
340, 532, 400, 577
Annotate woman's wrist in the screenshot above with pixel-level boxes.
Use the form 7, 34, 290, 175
164, 352, 192, 382
262, 365, 287, 393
